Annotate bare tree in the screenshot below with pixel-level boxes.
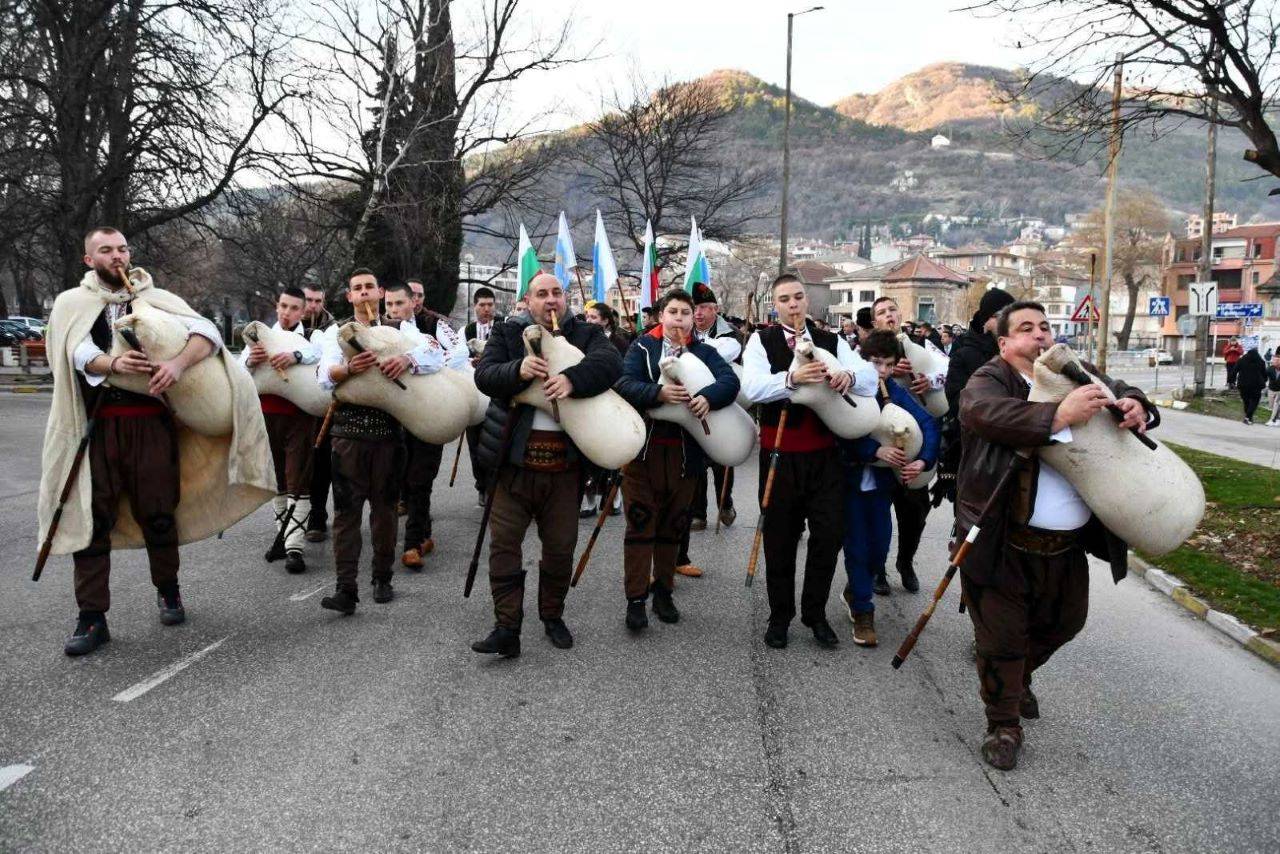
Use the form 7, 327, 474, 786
579, 76, 774, 261
280, 0, 589, 313
0, 0, 305, 291
971, 0, 1280, 180
1064, 190, 1172, 348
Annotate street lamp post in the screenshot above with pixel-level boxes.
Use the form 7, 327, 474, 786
778, 5, 824, 278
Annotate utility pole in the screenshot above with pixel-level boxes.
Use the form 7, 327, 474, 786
1098, 55, 1123, 374
778, 6, 823, 278
1194, 45, 1221, 397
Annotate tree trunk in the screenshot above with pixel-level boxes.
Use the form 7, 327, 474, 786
416, 0, 463, 315
1117, 272, 1139, 351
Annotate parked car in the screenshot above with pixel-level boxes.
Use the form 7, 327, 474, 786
1142, 347, 1174, 365
6, 315, 45, 334
0, 319, 41, 341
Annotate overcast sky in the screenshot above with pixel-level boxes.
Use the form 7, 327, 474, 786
514, 0, 1033, 127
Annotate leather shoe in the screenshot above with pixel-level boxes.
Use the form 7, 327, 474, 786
852, 612, 878, 647
763, 623, 788, 649
321, 587, 358, 615
157, 588, 185, 626
808, 619, 839, 649
719, 506, 737, 527
543, 618, 574, 649
372, 580, 394, 603
1020, 688, 1040, 720
64, 613, 110, 657
625, 599, 648, 631
981, 726, 1023, 771
471, 626, 521, 657
419, 538, 435, 555
674, 564, 703, 578
285, 551, 307, 574
651, 587, 680, 624
401, 548, 424, 569
873, 572, 891, 596
304, 529, 326, 543
899, 565, 920, 593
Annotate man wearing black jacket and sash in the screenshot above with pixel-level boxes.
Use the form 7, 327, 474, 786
470, 272, 623, 658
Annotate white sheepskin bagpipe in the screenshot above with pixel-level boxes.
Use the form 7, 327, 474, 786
240, 321, 333, 418
897, 333, 949, 418
1027, 344, 1204, 555
512, 324, 646, 470
650, 351, 756, 467
869, 399, 934, 489
787, 341, 879, 440
108, 299, 234, 437
334, 322, 476, 444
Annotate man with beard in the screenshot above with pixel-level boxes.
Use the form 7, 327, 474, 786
241, 286, 322, 573
957, 301, 1156, 769
41, 226, 273, 655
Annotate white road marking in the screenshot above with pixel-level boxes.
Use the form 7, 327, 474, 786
289, 584, 327, 602
111, 637, 230, 703
0, 764, 34, 792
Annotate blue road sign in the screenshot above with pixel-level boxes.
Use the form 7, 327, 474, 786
1148, 296, 1171, 317
1214, 302, 1263, 319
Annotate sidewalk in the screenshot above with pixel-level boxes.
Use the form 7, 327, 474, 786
1154, 406, 1280, 470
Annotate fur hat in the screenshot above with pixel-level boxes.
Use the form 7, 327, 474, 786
692, 282, 717, 306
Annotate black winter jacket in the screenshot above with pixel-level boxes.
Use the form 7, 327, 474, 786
614, 332, 741, 475
937, 321, 1000, 480
1235, 349, 1268, 394
474, 311, 623, 472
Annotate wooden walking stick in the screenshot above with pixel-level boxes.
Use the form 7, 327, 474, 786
571, 470, 621, 587
33, 390, 106, 582
746, 404, 790, 587
464, 405, 521, 598
448, 434, 464, 487
713, 467, 732, 535
891, 454, 1025, 670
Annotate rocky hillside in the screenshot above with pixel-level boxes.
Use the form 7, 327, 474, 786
832, 62, 1030, 132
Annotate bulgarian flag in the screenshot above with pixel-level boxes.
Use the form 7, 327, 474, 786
516, 222, 540, 300
682, 216, 710, 293
638, 219, 659, 326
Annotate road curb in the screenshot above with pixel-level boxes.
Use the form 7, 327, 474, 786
1129, 552, 1278, 671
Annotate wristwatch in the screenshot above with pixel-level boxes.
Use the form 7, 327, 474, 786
292, 350, 303, 363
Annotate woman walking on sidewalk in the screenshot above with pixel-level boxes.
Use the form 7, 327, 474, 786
1236, 347, 1267, 424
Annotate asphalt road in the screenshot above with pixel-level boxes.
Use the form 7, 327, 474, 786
2, 395, 1279, 853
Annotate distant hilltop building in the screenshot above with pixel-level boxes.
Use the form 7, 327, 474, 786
1186, 212, 1237, 239
930, 134, 951, 149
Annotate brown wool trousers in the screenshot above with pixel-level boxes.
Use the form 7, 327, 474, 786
960, 545, 1090, 731
330, 437, 403, 591
403, 437, 443, 550
73, 415, 180, 613
622, 445, 698, 600
487, 465, 580, 630
266, 412, 316, 497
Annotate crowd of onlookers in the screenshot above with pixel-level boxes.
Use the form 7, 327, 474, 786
1224, 336, 1280, 426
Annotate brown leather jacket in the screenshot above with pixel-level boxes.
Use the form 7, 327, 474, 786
956, 355, 1158, 591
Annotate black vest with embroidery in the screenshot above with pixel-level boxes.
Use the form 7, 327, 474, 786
330, 315, 402, 441
79, 305, 162, 413
757, 322, 839, 431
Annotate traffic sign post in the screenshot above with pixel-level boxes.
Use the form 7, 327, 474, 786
1149, 296, 1171, 317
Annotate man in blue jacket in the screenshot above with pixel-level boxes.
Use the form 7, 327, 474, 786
839, 330, 939, 646
614, 290, 740, 630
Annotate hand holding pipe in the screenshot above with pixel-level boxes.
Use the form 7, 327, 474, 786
1058, 361, 1157, 450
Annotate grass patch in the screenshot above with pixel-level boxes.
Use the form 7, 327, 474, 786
1137, 442, 1280, 633
1175, 394, 1274, 423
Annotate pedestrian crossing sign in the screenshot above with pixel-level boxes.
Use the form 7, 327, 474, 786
1070, 294, 1100, 323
